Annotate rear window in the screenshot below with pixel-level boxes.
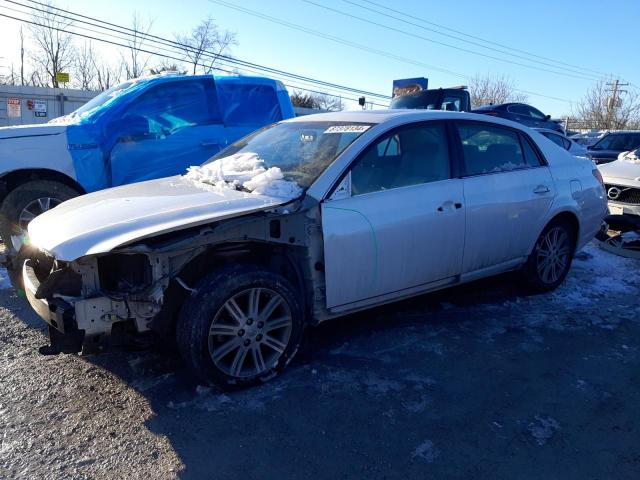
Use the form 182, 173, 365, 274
216, 83, 282, 127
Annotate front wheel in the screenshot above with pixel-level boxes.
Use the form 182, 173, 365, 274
176, 265, 305, 388
521, 219, 576, 292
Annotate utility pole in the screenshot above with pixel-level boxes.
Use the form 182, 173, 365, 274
605, 79, 628, 129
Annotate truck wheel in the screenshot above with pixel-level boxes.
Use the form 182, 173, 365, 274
0, 180, 80, 254
176, 265, 305, 388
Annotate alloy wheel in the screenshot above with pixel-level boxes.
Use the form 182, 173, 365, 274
18, 197, 63, 232
535, 226, 571, 284
208, 288, 293, 379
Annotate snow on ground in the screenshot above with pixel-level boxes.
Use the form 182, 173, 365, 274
185, 152, 302, 199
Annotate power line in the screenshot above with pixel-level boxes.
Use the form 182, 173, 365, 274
352, 0, 614, 79
208, 0, 575, 104
303, 0, 601, 82
0, 7, 388, 107
11, 0, 391, 101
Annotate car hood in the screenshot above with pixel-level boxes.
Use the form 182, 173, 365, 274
0, 123, 67, 140
27, 176, 293, 261
598, 159, 640, 187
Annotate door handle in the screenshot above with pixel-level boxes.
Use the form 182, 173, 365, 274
533, 185, 551, 194
437, 201, 463, 212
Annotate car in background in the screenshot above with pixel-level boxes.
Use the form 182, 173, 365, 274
390, 86, 471, 112
0, 73, 295, 253
598, 149, 640, 218
570, 130, 607, 147
19, 110, 607, 387
586, 131, 640, 165
472, 103, 564, 133
535, 128, 587, 157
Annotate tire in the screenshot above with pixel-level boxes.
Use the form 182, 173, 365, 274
176, 264, 305, 388
521, 218, 576, 292
0, 180, 80, 254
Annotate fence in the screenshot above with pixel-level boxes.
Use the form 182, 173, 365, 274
0, 85, 98, 127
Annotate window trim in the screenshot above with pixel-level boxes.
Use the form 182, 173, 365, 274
325, 120, 456, 199
453, 119, 548, 178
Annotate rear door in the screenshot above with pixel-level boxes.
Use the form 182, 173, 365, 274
321, 121, 466, 309
454, 121, 555, 274
108, 78, 224, 186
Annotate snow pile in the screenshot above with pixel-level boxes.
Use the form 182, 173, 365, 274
185, 152, 302, 199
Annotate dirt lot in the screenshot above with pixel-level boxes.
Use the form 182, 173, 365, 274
1, 243, 639, 479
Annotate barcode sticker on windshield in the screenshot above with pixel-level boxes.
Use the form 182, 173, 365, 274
324, 125, 370, 134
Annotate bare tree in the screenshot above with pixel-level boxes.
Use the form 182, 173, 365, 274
93, 58, 121, 91
122, 12, 154, 79
573, 80, 640, 130
468, 73, 527, 108
28, 1, 75, 87
74, 42, 96, 90
149, 63, 187, 75
290, 90, 343, 111
175, 16, 237, 74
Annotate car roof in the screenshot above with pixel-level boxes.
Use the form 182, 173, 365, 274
285, 109, 536, 129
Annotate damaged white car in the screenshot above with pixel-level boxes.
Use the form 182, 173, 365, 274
18, 111, 607, 387
598, 149, 640, 218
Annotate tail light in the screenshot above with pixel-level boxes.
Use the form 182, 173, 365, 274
592, 168, 605, 188
483, 111, 498, 116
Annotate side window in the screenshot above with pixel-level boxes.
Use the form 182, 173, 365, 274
351, 123, 451, 195
519, 133, 544, 166
457, 123, 530, 175
561, 137, 572, 150
123, 80, 218, 135
545, 132, 565, 148
441, 96, 461, 111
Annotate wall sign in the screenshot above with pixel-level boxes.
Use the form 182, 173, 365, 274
7, 98, 21, 118
34, 100, 47, 117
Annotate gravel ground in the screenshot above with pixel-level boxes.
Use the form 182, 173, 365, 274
1, 243, 639, 479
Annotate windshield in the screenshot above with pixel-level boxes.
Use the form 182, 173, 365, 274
200, 121, 373, 189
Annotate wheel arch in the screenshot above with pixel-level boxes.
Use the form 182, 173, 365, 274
0, 169, 85, 204
152, 241, 308, 339
529, 210, 580, 256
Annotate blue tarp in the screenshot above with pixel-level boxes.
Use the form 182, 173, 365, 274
63, 75, 294, 192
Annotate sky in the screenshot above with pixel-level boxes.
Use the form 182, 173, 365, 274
0, 0, 638, 116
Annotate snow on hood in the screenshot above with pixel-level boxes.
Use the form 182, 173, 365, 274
0, 123, 66, 140
185, 152, 303, 199
27, 175, 293, 261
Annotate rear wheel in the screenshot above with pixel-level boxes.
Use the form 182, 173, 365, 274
521, 219, 576, 292
176, 265, 305, 388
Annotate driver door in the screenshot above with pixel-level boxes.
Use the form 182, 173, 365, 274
109, 78, 224, 187
321, 122, 466, 309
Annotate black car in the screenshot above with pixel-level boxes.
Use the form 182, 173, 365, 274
472, 103, 564, 133
585, 131, 640, 164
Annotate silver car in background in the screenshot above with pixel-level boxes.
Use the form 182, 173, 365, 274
19, 110, 607, 388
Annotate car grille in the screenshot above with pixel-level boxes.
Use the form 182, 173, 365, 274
605, 184, 640, 204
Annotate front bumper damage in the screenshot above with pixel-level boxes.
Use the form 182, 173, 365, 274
22, 250, 163, 355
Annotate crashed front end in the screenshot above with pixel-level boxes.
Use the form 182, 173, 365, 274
21, 247, 167, 355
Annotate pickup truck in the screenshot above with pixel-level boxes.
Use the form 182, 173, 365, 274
0, 73, 295, 252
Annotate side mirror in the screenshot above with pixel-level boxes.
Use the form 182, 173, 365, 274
544, 114, 551, 121
587, 145, 594, 150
